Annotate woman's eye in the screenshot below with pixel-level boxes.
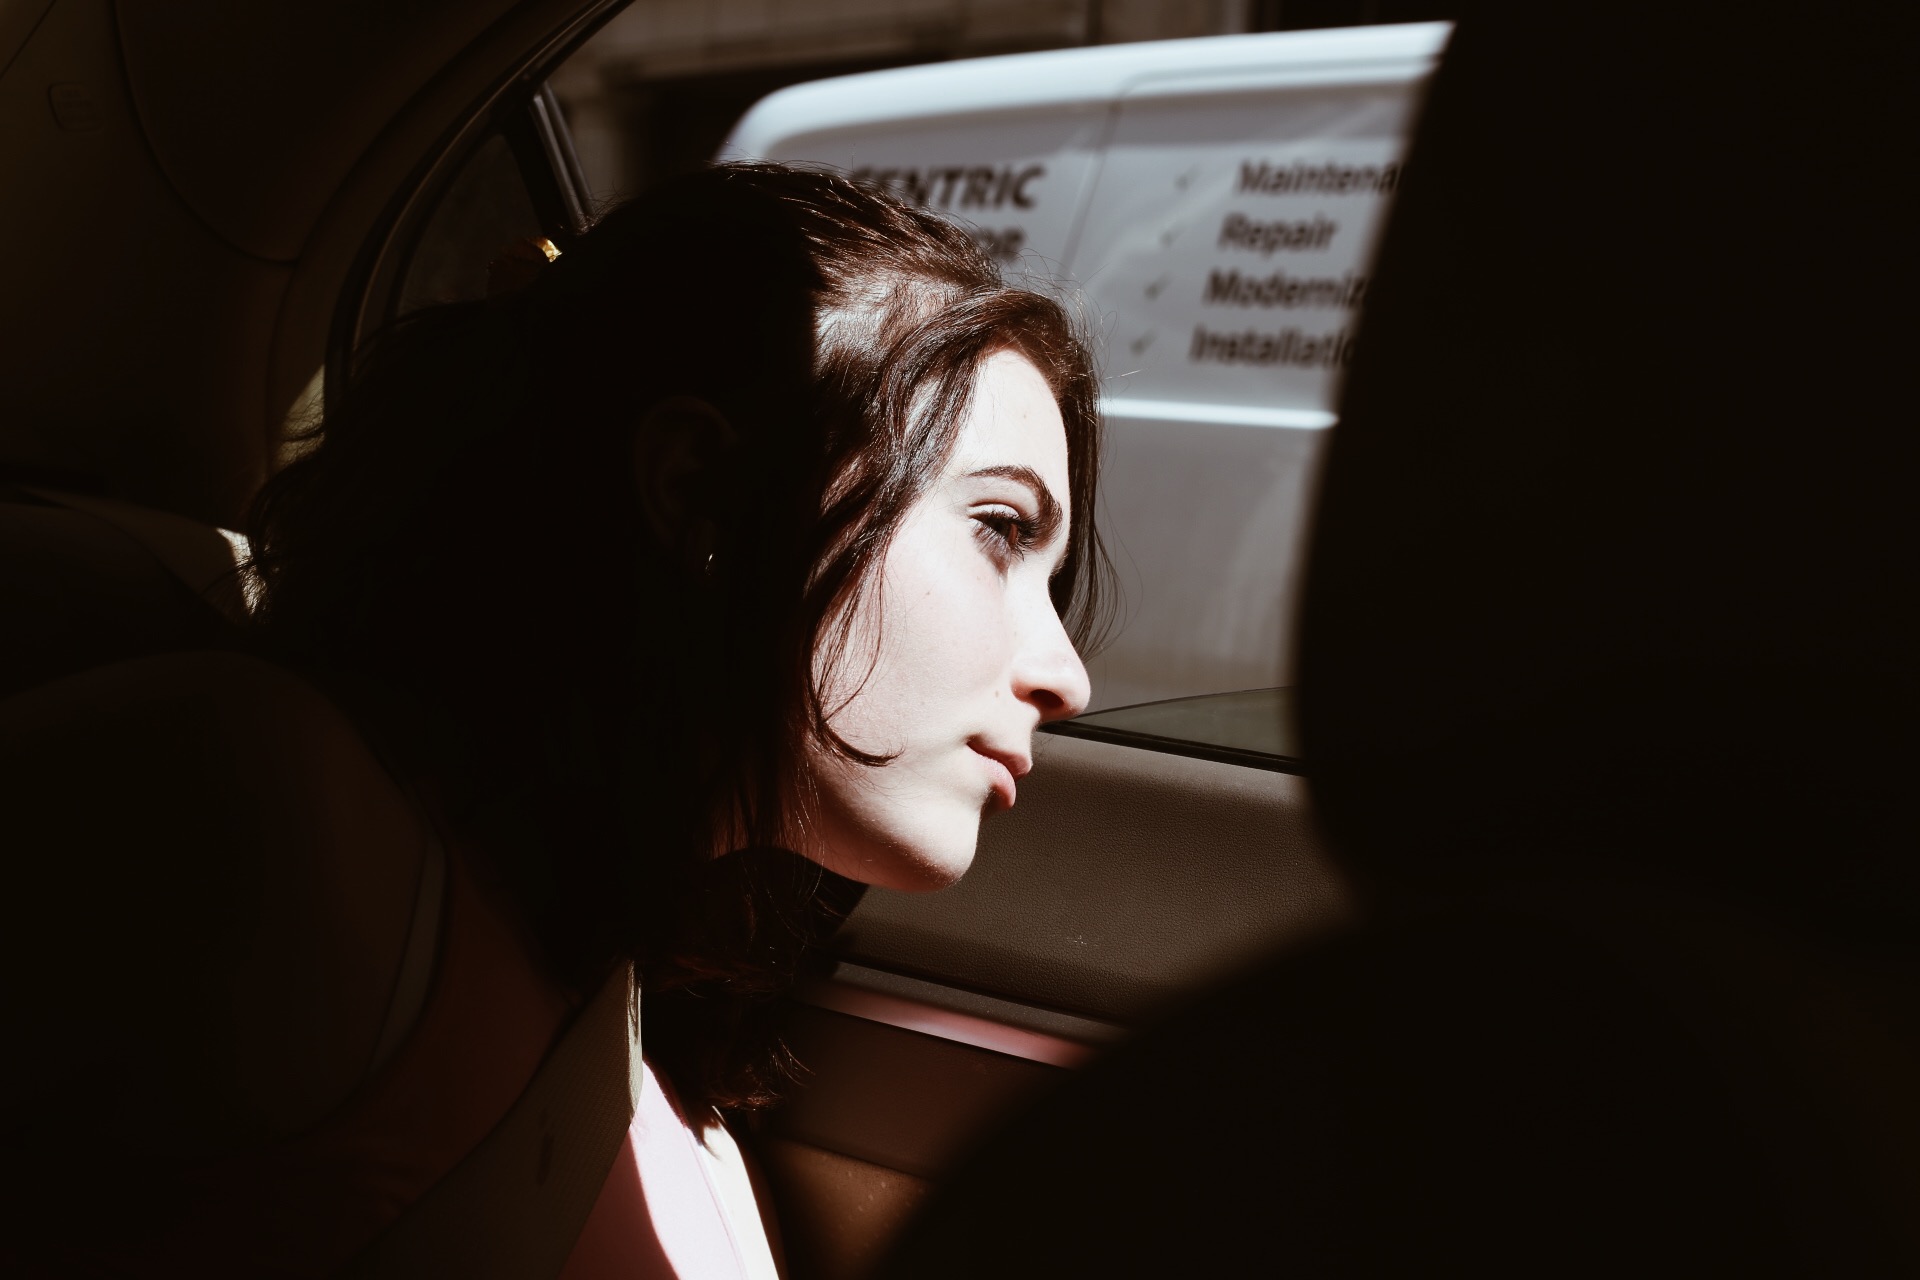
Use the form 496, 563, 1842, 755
972, 506, 1035, 565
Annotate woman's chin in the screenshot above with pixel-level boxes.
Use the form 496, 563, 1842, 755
802, 826, 979, 893
877, 851, 974, 893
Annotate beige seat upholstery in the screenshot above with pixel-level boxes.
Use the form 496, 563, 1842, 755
0, 648, 432, 1264
0, 475, 436, 1263
0, 486, 248, 701
0, 492, 635, 1275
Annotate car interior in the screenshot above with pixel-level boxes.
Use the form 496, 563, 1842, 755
2, 1, 1913, 1277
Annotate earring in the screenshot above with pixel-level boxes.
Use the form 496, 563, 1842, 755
681, 521, 716, 580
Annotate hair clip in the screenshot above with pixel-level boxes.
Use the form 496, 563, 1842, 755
486, 236, 562, 299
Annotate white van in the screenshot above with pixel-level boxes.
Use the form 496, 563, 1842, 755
723, 23, 1450, 710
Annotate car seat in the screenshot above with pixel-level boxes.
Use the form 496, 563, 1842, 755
870, 3, 1920, 1274
0, 0, 638, 1269
0, 484, 249, 701
0, 433, 646, 1280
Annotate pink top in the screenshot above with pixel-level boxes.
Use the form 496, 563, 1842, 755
562, 1060, 781, 1280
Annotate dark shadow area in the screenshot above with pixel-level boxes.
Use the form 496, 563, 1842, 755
607, 58, 929, 201
1253, 0, 1452, 31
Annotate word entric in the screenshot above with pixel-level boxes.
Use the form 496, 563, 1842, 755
851, 164, 1046, 212
1204, 269, 1367, 309
1189, 325, 1354, 368
1237, 160, 1402, 196
1218, 213, 1338, 255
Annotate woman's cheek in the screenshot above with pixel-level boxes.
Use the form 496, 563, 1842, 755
940, 555, 1016, 682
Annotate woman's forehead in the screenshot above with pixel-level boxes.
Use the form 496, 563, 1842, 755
949, 351, 1070, 488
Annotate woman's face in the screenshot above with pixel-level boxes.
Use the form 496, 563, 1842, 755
803, 349, 1092, 890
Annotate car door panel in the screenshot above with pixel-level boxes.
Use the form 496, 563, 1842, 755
834, 732, 1348, 1020
755, 729, 1349, 1278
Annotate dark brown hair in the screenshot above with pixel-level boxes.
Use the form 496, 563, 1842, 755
245, 163, 1109, 1112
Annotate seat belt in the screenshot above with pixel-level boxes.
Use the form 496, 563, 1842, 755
340, 963, 643, 1280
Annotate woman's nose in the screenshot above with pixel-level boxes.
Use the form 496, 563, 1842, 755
1014, 604, 1092, 723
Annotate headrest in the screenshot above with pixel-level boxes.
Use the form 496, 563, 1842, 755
0, 487, 248, 701
1295, 6, 1917, 938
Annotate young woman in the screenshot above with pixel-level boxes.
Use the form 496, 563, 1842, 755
216, 163, 1106, 1273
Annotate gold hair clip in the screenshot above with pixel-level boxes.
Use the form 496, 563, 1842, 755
486, 236, 563, 298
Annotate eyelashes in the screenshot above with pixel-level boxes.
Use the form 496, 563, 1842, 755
972, 505, 1040, 569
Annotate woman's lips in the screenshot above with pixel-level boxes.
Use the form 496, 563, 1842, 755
969, 744, 1028, 812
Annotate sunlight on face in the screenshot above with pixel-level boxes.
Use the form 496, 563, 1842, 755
801, 350, 1092, 890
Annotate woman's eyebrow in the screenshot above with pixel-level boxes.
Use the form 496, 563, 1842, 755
966, 464, 1064, 540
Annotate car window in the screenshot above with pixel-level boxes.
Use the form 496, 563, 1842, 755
393, 132, 546, 317
355, 86, 590, 351
703, 26, 1445, 711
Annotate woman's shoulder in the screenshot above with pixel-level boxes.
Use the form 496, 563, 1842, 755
0, 649, 430, 1147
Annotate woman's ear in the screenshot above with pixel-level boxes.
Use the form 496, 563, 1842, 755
631, 396, 740, 564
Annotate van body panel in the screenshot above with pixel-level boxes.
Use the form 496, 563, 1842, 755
741, 109, 1111, 278
1073, 76, 1420, 412
1092, 408, 1323, 705
724, 24, 1448, 149
1067, 67, 1426, 701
